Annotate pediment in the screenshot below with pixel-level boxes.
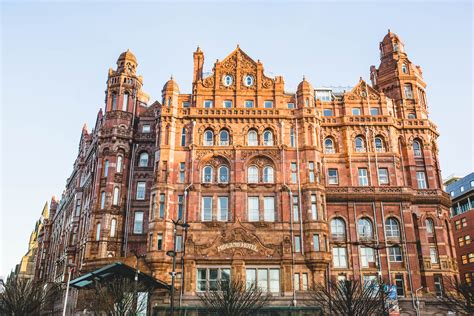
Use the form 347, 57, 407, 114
345, 78, 381, 101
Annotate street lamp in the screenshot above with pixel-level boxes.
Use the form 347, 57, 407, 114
167, 219, 190, 316
131, 250, 146, 313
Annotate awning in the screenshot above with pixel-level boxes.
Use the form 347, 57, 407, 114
69, 262, 169, 290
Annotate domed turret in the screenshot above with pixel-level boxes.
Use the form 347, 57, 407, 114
117, 49, 137, 64
297, 76, 313, 92
162, 75, 180, 94
116, 49, 137, 74
296, 76, 314, 107
380, 29, 405, 57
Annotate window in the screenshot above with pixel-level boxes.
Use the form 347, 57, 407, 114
471, 180, 474, 188
246, 268, 279, 292
458, 236, 464, 247
292, 196, 299, 221
355, 136, 365, 152
180, 128, 186, 146
323, 109, 333, 116
311, 195, 318, 220
139, 152, 149, 167
395, 274, 405, 296
358, 168, 369, 186
219, 130, 229, 146
434, 275, 443, 297
203, 166, 213, 183
182, 101, 190, 108
360, 247, 375, 267
248, 197, 259, 222
202, 197, 212, 221
316, 90, 331, 102
378, 168, 389, 185
310, 234, 319, 252
404, 84, 414, 99
461, 255, 467, 264
352, 108, 361, 116
389, 246, 403, 262
176, 235, 183, 252
374, 137, 384, 152
413, 140, 422, 157
263, 197, 275, 222
99, 191, 106, 209
291, 163, 297, 184
204, 130, 213, 146
401, 63, 408, 74
136, 182, 146, 200
223, 100, 232, 108
460, 186, 465, 192
103, 160, 109, 177
197, 268, 231, 292
462, 218, 467, 227
133, 211, 144, 234
324, 138, 335, 153
333, 247, 347, 268
116, 155, 123, 173
177, 195, 183, 220
264, 100, 273, 108
302, 273, 308, 291
407, 113, 416, 119
425, 218, 434, 234
75, 199, 81, 216
223, 75, 233, 86
416, 171, 427, 189
113, 187, 120, 205
217, 165, 229, 184
248, 166, 258, 183
263, 166, 274, 183
204, 100, 213, 108
328, 169, 338, 184
287, 102, 295, 109
110, 218, 117, 237
309, 162, 315, 183
294, 236, 301, 253
385, 218, 400, 238
289, 128, 296, 147
111, 94, 117, 110
358, 218, 373, 239
244, 75, 254, 87
370, 108, 380, 115
248, 130, 258, 146
159, 194, 165, 219
95, 223, 101, 241
469, 253, 474, 263
430, 247, 439, 264
294, 273, 300, 291
465, 273, 472, 286
157, 233, 163, 250
179, 162, 185, 183
142, 124, 151, 133
263, 130, 274, 146
245, 100, 254, 108
218, 197, 228, 221
466, 235, 471, 245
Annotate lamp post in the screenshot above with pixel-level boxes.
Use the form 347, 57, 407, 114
166, 219, 190, 316
131, 250, 146, 313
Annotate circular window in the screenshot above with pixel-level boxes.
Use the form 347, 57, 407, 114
243, 75, 254, 87
223, 75, 233, 87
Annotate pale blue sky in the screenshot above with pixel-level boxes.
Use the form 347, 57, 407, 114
1, 1, 472, 278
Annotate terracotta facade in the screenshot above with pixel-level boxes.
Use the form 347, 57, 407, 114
29, 31, 457, 314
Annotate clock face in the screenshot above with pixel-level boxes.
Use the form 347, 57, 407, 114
223, 75, 233, 87
243, 75, 254, 87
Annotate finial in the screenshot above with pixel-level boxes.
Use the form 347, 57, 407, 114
388, 29, 391, 34
237, 44, 240, 49
302, 75, 306, 81
127, 48, 130, 52
170, 74, 174, 80
196, 45, 202, 53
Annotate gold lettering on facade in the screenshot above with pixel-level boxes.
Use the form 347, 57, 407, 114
217, 242, 258, 252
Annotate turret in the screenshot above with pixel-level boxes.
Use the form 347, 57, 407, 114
162, 76, 180, 108
296, 76, 315, 108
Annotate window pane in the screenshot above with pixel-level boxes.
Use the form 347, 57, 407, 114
257, 269, 268, 291
323, 109, 333, 116
269, 269, 280, 293
133, 212, 144, 234
264, 197, 275, 222
218, 197, 229, 221
248, 197, 259, 221
246, 269, 256, 289
202, 197, 212, 221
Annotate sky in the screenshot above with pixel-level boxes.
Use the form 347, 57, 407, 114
0, 1, 472, 278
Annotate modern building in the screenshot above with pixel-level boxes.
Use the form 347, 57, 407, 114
26, 31, 457, 315
446, 172, 474, 286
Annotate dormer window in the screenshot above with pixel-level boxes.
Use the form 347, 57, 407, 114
393, 43, 399, 52
401, 63, 408, 74
142, 124, 151, 133
316, 90, 331, 102
244, 75, 254, 87
407, 113, 416, 119
223, 75, 233, 87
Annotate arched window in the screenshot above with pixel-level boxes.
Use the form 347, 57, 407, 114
95, 223, 101, 241
112, 187, 120, 205
413, 140, 422, 157
358, 218, 373, 239
116, 155, 123, 173
325, 138, 335, 154
407, 113, 416, 119
248, 130, 258, 146
248, 166, 258, 183
374, 137, 385, 152
355, 136, 365, 152
100, 191, 106, 209
202, 166, 213, 183
219, 130, 229, 146
263, 130, 274, 146
103, 159, 109, 177
263, 166, 274, 183
218, 166, 229, 183
204, 130, 214, 146
110, 218, 117, 237
139, 152, 149, 167
111, 93, 117, 110
401, 63, 408, 74
123, 92, 129, 111
385, 217, 400, 238
425, 218, 434, 234
181, 128, 186, 146
404, 84, 414, 99
330, 218, 346, 239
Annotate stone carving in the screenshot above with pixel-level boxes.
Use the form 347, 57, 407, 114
202, 75, 214, 88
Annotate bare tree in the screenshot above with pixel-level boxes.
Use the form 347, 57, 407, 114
197, 279, 272, 316
0, 272, 60, 316
436, 278, 474, 315
307, 279, 387, 316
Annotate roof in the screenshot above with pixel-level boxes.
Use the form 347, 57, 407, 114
446, 172, 474, 200
69, 262, 169, 290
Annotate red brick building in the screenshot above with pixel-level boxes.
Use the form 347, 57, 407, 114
29, 31, 456, 314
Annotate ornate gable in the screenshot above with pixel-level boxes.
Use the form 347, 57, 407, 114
345, 78, 381, 101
